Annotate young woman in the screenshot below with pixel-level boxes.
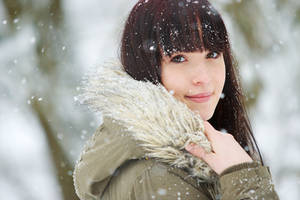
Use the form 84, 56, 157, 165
73, 0, 280, 199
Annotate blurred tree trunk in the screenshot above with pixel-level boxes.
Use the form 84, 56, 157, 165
224, 0, 269, 109
2, 0, 79, 199
32, 98, 79, 200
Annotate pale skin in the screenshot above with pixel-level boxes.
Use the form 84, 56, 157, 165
160, 50, 253, 175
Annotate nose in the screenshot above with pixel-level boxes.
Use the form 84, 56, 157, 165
191, 67, 211, 85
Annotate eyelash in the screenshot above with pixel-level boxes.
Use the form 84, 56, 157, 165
207, 51, 220, 59
170, 51, 220, 63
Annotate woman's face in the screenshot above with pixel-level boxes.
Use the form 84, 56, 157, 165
161, 50, 226, 120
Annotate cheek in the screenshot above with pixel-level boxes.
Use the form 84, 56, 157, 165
161, 66, 174, 88
213, 62, 226, 92
161, 68, 185, 96
218, 68, 226, 90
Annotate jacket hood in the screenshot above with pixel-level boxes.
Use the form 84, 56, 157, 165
74, 60, 218, 198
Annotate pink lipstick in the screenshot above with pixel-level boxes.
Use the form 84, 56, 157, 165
185, 92, 212, 103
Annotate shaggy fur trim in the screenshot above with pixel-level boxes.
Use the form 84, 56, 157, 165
76, 60, 218, 182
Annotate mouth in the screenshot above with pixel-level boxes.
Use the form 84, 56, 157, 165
185, 92, 212, 103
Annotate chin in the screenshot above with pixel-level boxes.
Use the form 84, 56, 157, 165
191, 109, 213, 121
200, 113, 212, 121
203, 113, 213, 121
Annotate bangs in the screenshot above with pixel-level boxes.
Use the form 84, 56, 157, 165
154, 0, 229, 57
120, 0, 232, 83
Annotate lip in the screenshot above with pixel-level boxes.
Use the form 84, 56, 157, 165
185, 92, 212, 103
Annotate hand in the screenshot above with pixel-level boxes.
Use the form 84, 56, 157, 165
185, 121, 253, 175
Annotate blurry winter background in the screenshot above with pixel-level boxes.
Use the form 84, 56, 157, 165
0, 0, 299, 199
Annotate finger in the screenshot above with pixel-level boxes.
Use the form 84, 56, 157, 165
203, 121, 216, 132
203, 121, 218, 141
185, 143, 205, 157
185, 143, 216, 163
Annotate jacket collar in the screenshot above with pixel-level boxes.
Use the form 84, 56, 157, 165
77, 60, 218, 183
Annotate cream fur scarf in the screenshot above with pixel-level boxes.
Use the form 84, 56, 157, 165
76, 60, 218, 183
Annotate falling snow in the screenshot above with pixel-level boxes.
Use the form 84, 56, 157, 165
0, 0, 299, 200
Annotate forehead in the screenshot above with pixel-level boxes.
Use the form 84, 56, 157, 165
158, 23, 226, 58
145, 0, 228, 57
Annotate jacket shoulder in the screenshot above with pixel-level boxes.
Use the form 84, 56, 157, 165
73, 119, 145, 200
101, 159, 212, 200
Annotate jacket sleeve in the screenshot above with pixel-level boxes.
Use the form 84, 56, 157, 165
101, 159, 212, 200
218, 161, 280, 200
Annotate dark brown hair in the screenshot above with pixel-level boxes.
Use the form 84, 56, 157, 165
119, 0, 264, 164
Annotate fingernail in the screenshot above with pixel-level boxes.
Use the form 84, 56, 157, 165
185, 145, 192, 151
185, 143, 195, 151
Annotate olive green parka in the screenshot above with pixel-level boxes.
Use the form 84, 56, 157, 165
73, 61, 279, 200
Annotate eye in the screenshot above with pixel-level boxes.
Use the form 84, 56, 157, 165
170, 54, 186, 63
207, 51, 220, 59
